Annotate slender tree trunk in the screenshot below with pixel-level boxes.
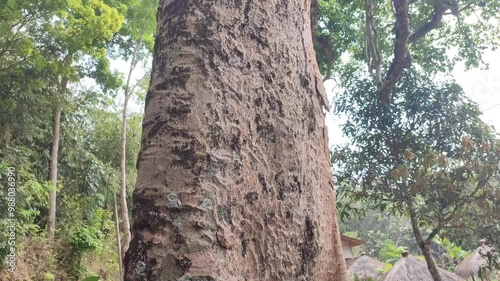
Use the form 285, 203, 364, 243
409, 205, 442, 281
120, 31, 144, 257
48, 105, 61, 241
120, 91, 132, 256
113, 193, 124, 280
124, 1, 347, 280
48, 55, 71, 242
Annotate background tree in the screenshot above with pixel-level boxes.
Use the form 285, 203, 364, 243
0, 0, 141, 279
333, 72, 500, 281
109, 0, 156, 259
29, 0, 125, 241
315, 0, 500, 101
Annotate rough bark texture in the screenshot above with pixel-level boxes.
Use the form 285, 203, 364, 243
48, 105, 61, 241
124, 1, 346, 280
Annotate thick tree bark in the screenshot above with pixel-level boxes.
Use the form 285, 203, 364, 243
48, 105, 61, 241
124, 1, 346, 280
409, 205, 442, 281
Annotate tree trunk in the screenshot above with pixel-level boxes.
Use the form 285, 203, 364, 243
120, 91, 132, 257
120, 31, 144, 258
113, 193, 124, 280
409, 205, 442, 281
124, 1, 347, 280
48, 105, 61, 241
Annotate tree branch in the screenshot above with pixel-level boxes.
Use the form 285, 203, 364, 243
408, 0, 450, 44
377, 0, 411, 104
377, 0, 462, 103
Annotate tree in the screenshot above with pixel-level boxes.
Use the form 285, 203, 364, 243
0, 0, 124, 241
38, 0, 124, 241
110, 0, 156, 260
333, 72, 500, 281
124, 1, 347, 280
315, 0, 500, 102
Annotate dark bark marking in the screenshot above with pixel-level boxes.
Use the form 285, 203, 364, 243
177, 256, 193, 273
299, 74, 310, 88
293, 175, 302, 194
167, 103, 192, 119
131, 195, 170, 232
255, 114, 276, 142
307, 106, 316, 134
244, 192, 258, 205
230, 133, 241, 152
173, 230, 187, 251
252, 237, 267, 276
263, 73, 273, 84
275, 172, 303, 201
254, 97, 263, 107
239, 0, 252, 30
250, 32, 269, 48
172, 140, 198, 169
256, 60, 263, 70
155, 66, 191, 91
123, 236, 156, 280
162, 1, 192, 44
144, 89, 155, 110
297, 216, 319, 277
240, 232, 249, 257
258, 173, 269, 193
265, 95, 284, 116
217, 204, 233, 224
170, 130, 191, 139
233, 47, 244, 59
148, 120, 168, 140
256, 123, 276, 143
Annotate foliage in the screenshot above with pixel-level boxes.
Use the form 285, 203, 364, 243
340, 209, 418, 257
59, 208, 114, 280
316, 0, 500, 84
0, 1, 146, 278
434, 236, 467, 271
333, 71, 500, 244
332, 70, 499, 281
378, 240, 407, 264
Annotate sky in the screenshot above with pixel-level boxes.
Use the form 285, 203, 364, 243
324, 49, 500, 148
